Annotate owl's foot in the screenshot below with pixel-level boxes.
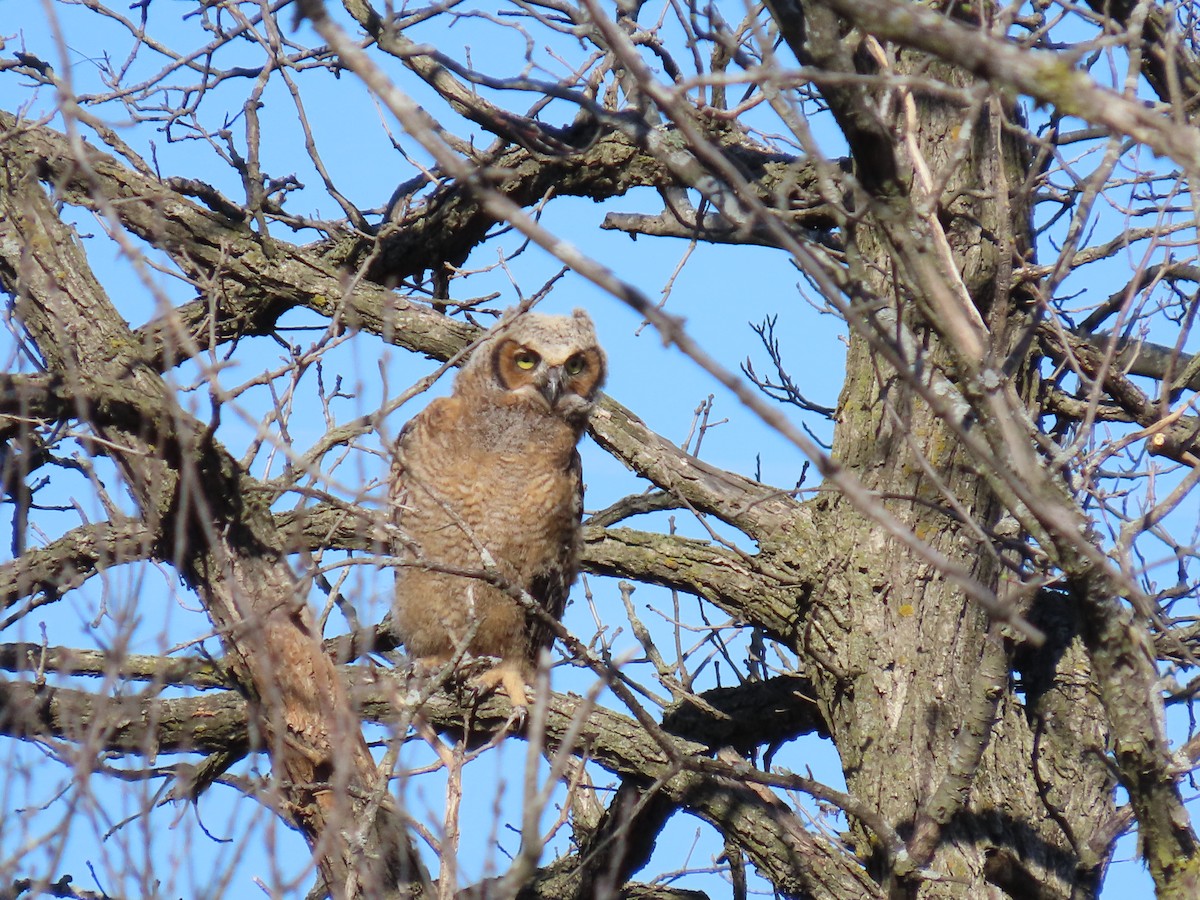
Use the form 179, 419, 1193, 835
471, 661, 531, 726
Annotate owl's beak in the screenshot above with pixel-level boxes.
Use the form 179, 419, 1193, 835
538, 366, 566, 407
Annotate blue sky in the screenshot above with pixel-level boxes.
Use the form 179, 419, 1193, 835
0, 1, 1189, 897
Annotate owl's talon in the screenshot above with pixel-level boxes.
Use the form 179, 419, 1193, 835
503, 703, 528, 731
471, 661, 532, 716
470, 665, 530, 732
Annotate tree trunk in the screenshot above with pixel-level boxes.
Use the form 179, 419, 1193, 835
795, 37, 1115, 900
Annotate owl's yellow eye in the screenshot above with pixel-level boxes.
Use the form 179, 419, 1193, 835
513, 349, 540, 370
564, 353, 586, 376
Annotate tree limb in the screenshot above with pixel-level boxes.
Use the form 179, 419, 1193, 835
0, 160, 427, 898
0, 666, 874, 900
809, 0, 1200, 171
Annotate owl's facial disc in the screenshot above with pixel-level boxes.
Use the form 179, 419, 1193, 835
494, 339, 603, 419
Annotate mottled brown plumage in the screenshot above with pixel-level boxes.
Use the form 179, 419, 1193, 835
389, 309, 606, 709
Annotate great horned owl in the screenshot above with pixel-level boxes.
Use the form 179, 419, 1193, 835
389, 308, 606, 710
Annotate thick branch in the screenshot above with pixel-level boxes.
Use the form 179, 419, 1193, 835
1072, 576, 1200, 896
809, 0, 1200, 170
0, 161, 425, 898
0, 520, 152, 615
0, 108, 824, 316
0, 643, 230, 690
764, 0, 902, 197
0, 108, 474, 369
589, 396, 802, 539
0, 674, 248, 755
1083, 0, 1200, 117
1038, 323, 1200, 464
583, 526, 805, 645
272, 394, 803, 555
0, 667, 873, 900
0, 111, 819, 544
274, 499, 811, 647
1096, 334, 1200, 395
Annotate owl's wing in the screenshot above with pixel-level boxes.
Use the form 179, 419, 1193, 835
386, 398, 461, 648
388, 418, 415, 528
526, 446, 583, 656
388, 396, 457, 532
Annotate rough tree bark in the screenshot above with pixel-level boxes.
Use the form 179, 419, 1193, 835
2, 1, 1200, 899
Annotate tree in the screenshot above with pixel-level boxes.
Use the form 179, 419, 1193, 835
1, 0, 1198, 897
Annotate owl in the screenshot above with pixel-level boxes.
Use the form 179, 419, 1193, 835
388, 308, 606, 711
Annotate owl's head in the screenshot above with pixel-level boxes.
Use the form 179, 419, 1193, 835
459, 308, 607, 425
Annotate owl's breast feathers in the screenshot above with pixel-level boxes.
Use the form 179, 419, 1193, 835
393, 394, 583, 584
